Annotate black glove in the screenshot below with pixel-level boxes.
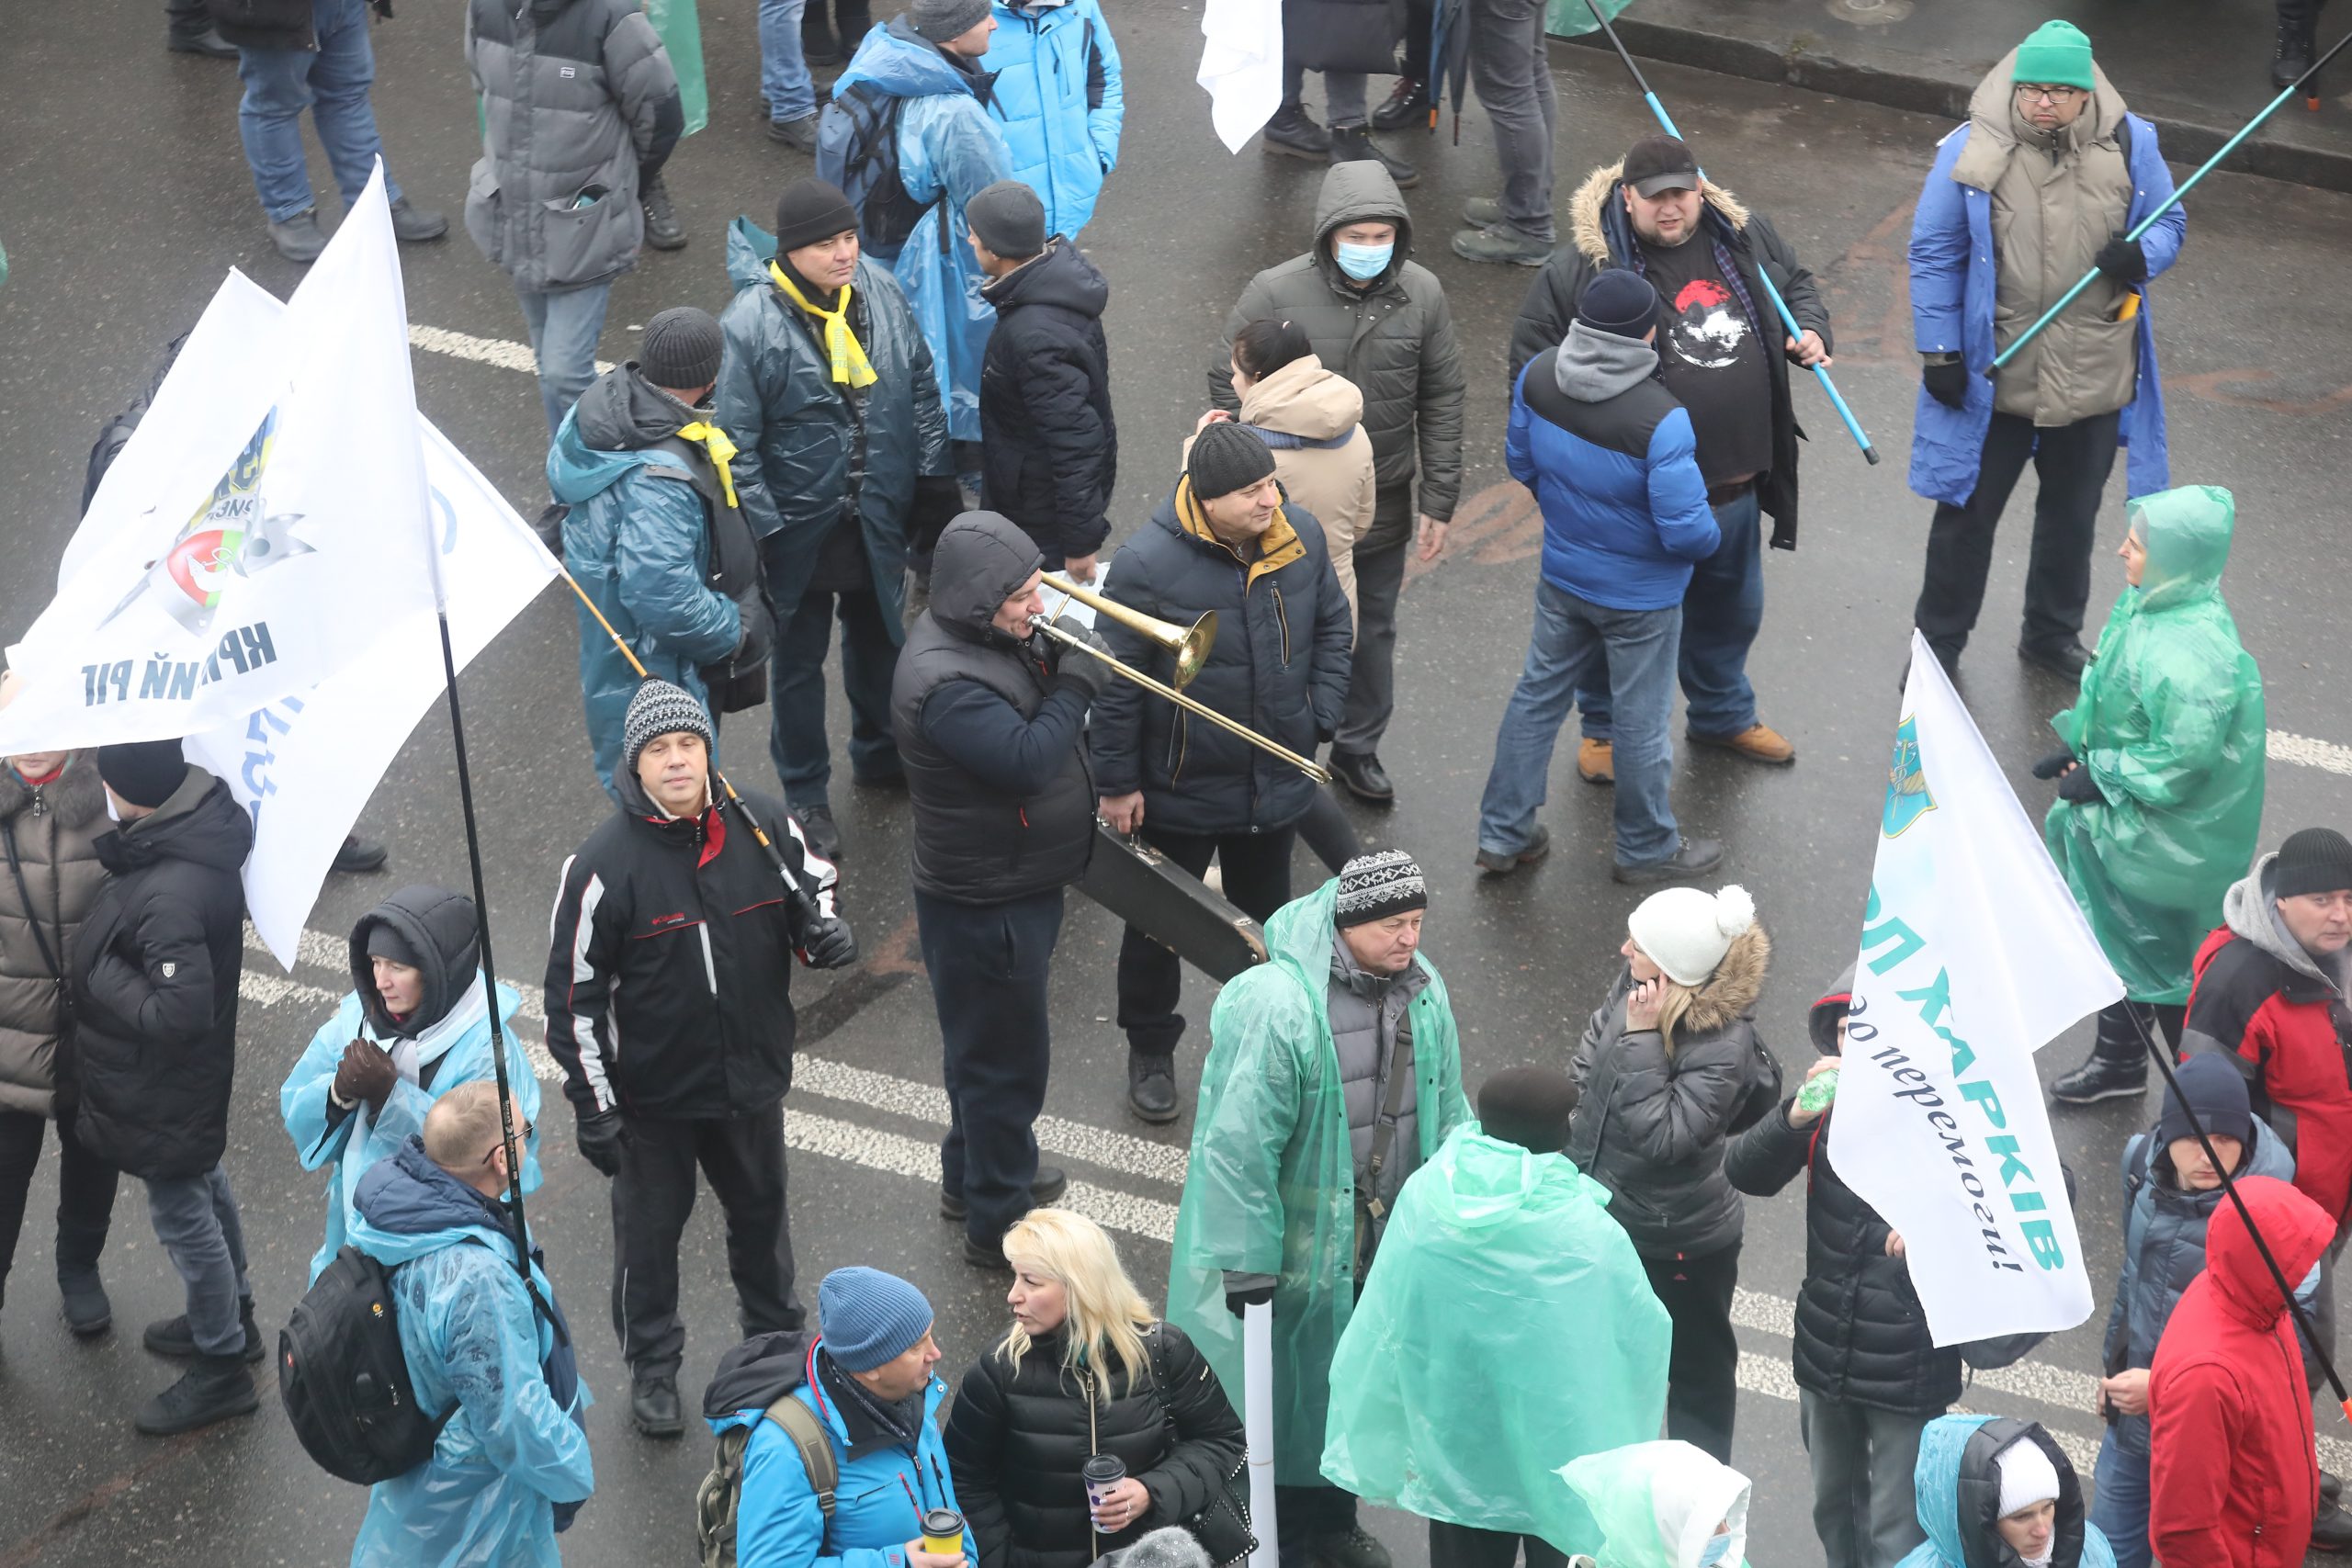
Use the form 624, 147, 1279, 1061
1922, 357, 1972, 411
800, 913, 858, 970
1225, 1281, 1275, 1319
1053, 626, 1113, 700
2094, 233, 2149, 284
2057, 766, 2107, 806
908, 476, 967, 557
2030, 750, 2077, 780
574, 1108, 628, 1178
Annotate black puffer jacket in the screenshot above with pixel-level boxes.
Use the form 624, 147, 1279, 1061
979, 240, 1117, 566
1089, 486, 1351, 835
72, 768, 252, 1180
1725, 967, 1962, 1415
1565, 923, 1770, 1260
944, 1322, 1246, 1568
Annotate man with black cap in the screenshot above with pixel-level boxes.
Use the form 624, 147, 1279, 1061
554, 306, 773, 800
543, 678, 855, 1437
1477, 269, 1723, 887
1509, 133, 1831, 780
1166, 850, 1471, 1568
890, 512, 1104, 1266
1092, 421, 1351, 1122
967, 179, 1118, 586
718, 176, 956, 863
72, 740, 259, 1436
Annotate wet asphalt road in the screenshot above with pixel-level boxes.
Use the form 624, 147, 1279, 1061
3, 2, 2351, 1565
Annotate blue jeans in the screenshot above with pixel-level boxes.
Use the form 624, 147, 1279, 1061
758, 0, 817, 122
234, 0, 403, 222
515, 279, 613, 439
1578, 488, 1763, 740
2089, 1427, 2153, 1568
1478, 578, 1682, 869
145, 1165, 252, 1358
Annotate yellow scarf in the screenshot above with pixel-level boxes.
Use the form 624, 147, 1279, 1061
768, 262, 878, 389
673, 421, 741, 508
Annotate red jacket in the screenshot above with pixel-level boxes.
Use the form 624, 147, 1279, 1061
2148, 1175, 2330, 1568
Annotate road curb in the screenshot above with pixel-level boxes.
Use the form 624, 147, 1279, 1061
1550, 24, 2352, 196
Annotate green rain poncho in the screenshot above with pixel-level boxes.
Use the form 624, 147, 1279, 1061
2045, 484, 2267, 1004
1165, 876, 1471, 1484
1559, 1441, 1754, 1568
1320, 1126, 1669, 1554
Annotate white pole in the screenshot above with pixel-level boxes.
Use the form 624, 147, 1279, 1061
1244, 1303, 1278, 1568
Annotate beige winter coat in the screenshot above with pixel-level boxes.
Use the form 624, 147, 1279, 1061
1182, 354, 1376, 632
0, 754, 108, 1118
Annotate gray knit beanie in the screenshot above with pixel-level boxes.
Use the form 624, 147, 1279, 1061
909, 0, 992, 43
621, 679, 715, 773
639, 307, 725, 392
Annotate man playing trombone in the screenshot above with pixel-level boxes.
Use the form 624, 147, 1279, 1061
1091, 423, 1353, 1124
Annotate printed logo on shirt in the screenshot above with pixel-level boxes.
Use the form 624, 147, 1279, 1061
1665, 278, 1749, 370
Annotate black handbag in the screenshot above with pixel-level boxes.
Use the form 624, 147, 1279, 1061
1143, 1325, 1258, 1568
1280, 0, 1408, 75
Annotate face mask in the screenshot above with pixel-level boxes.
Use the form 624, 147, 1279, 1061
1334, 241, 1393, 281
1694, 1533, 1735, 1568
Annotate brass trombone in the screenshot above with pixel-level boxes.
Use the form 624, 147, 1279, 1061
1031, 573, 1333, 785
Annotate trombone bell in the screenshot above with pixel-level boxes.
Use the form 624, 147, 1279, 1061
1041, 571, 1217, 690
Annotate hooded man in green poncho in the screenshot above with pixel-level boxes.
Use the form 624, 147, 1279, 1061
2039, 484, 2267, 1107
1167, 851, 1471, 1568
1322, 1069, 1669, 1568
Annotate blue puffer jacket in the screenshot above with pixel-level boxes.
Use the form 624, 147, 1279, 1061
1899, 1415, 2114, 1568
347, 1139, 593, 1568
821, 19, 1012, 443
551, 364, 747, 797
979, 0, 1124, 242
712, 1335, 976, 1568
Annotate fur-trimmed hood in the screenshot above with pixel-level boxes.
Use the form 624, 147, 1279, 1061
1566, 160, 1752, 268
0, 752, 106, 829
1676, 923, 1771, 1040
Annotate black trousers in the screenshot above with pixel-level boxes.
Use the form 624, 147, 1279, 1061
0, 1100, 118, 1308
920, 887, 1065, 1247
1428, 1520, 1569, 1568
1914, 409, 2121, 660
610, 1103, 802, 1377
1643, 1240, 1742, 1463
1276, 1483, 1360, 1568
1117, 827, 1295, 1058
1400, 0, 1436, 79
2090, 999, 2187, 1067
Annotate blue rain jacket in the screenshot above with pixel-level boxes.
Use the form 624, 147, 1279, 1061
824, 19, 1012, 443
281, 975, 539, 1286
346, 1139, 593, 1568
1898, 1415, 2115, 1568
979, 0, 1124, 242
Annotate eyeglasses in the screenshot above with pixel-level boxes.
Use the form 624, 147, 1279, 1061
2014, 85, 2086, 106
481, 1122, 535, 1167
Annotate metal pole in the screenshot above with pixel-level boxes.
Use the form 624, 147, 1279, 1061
1580, 0, 1880, 464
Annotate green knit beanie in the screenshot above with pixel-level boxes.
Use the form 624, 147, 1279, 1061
2014, 20, 2095, 90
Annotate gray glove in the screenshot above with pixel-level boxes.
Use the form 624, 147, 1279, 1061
1053, 626, 1114, 700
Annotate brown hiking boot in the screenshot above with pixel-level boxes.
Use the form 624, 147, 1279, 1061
1690, 723, 1796, 766
1577, 739, 1613, 784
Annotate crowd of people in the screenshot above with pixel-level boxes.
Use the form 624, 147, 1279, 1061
2, 2, 2349, 1567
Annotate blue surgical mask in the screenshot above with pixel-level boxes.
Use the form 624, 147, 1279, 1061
1334, 241, 1393, 281
1695, 1533, 1735, 1568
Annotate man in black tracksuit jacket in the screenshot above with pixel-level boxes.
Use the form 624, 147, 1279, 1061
543, 679, 853, 1437
890, 511, 1101, 1267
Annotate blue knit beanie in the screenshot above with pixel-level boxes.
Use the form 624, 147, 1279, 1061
818, 1267, 935, 1372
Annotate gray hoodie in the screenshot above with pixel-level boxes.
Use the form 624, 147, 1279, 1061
1555, 321, 1660, 403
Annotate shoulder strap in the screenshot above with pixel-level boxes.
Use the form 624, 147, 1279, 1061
763, 1393, 840, 1518
1362, 1002, 1416, 1198
1142, 1323, 1177, 1429
1, 818, 65, 986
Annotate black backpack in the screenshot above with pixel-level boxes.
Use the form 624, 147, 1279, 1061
278, 1246, 452, 1484
817, 82, 939, 262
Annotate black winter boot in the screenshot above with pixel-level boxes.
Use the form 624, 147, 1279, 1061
1127, 1052, 1179, 1124
1329, 123, 1419, 189
144, 1296, 265, 1363
59, 1269, 112, 1338
135, 1354, 259, 1436
640, 174, 687, 252
2275, 0, 2321, 90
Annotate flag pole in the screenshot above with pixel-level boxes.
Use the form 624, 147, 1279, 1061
1579, 0, 1880, 465
2126, 1009, 2350, 1417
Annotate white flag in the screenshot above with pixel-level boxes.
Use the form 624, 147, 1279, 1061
0, 167, 438, 756
1198, 0, 1283, 153
1825, 631, 2124, 1345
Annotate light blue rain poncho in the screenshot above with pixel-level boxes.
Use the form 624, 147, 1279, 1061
279, 887, 541, 1285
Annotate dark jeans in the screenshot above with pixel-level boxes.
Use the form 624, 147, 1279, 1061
1297, 787, 1363, 874
919, 888, 1065, 1246
1335, 486, 1415, 756
1117, 828, 1295, 1059
1276, 1483, 1359, 1568
1914, 410, 2121, 660
1643, 1241, 1741, 1462
610, 1104, 802, 1377
1800, 1392, 1928, 1568
1578, 489, 1764, 741
1465, 0, 1557, 242
768, 577, 901, 810
2090, 999, 2186, 1068
0, 1101, 118, 1308
1428, 1520, 1568, 1568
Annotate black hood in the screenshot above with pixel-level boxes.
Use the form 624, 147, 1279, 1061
349, 885, 482, 1037
1809, 963, 1856, 1052
94, 769, 252, 877
572, 364, 701, 454
982, 238, 1109, 320
929, 512, 1045, 649
1947, 1419, 2087, 1568
702, 1327, 820, 1419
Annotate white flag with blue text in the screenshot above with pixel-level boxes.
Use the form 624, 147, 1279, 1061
1824, 631, 2123, 1344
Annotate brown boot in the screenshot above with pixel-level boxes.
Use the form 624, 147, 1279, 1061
1690, 723, 1796, 766
1576, 739, 1613, 784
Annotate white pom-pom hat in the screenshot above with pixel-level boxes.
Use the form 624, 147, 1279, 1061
1627, 884, 1758, 987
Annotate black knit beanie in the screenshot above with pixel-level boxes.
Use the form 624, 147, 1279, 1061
96, 739, 186, 809
966, 180, 1046, 260
1577, 268, 1660, 340
775, 178, 861, 254
2276, 828, 2352, 898
639, 307, 725, 391
1187, 419, 1278, 501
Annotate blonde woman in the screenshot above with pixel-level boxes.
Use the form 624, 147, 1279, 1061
1566, 884, 1770, 1467
945, 1209, 1246, 1568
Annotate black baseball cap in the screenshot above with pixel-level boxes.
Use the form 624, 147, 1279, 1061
1623, 133, 1702, 197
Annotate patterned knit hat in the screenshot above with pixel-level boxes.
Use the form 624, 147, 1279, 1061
621, 679, 715, 773
1335, 849, 1427, 929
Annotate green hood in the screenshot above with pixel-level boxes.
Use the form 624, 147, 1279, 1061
2125, 483, 2233, 614
1424, 1127, 1612, 1231
1560, 1441, 1750, 1568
